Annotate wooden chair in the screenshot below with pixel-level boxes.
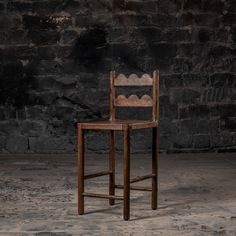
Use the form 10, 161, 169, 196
77, 70, 160, 220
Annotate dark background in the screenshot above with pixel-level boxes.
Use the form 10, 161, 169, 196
0, 0, 236, 153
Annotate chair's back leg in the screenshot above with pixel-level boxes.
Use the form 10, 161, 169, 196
109, 130, 116, 205
78, 126, 85, 214
152, 127, 158, 210
124, 126, 131, 220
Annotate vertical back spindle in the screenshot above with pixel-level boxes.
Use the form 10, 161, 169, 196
110, 71, 115, 121
152, 70, 158, 121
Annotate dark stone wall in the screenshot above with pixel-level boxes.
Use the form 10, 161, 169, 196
0, 0, 236, 153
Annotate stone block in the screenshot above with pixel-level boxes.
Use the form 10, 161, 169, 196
150, 43, 177, 60
177, 13, 194, 26
23, 15, 56, 30
60, 30, 78, 44
0, 30, 29, 45
27, 29, 60, 45
7, 1, 33, 12
170, 88, 201, 104
172, 58, 193, 73
223, 13, 236, 26
0, 136, 6, 151
159, 119, 178, 137
183, 0, 201, 11
0, 108, 5, 120
6, 135, 28, 153
159, 135, 172, 150
210, 73, 235, 87
86, 132, 109, 152
125, 1, 157, 13
0, 14, 21, 30
233, 132, 236, 145
132, 130, 152, 152
151, 14, 177, 27
211, 131, 233, 148
157, 0, 182, 13
173, 134, 193, 149
29, 136, 74, 153
137, 28, 162, 43
195, 14, 220, 27
189, 105, 210, 118
193, 134, 210, 149
202, 0, 226, 13
113, 14, 151, 27
162, 29, 191, 42
225, 118, 236, 131
0, 2, 4, 12
25, 106, 46, 120
182, 73, 208, 87
163, 74, 183, 88
20, 120, 46, 137
0, 120, 19, 135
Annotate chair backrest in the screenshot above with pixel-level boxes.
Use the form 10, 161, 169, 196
109, 70, 159, 122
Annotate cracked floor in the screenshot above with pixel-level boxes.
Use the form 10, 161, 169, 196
0, 153, 236, 235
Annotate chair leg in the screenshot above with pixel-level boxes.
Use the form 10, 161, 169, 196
78, 126, 84, 215
123, 126, 130, 220
109, 130, 116, 205
152, 127, 158, 210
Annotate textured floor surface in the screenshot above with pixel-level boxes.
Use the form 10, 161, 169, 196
0, 153, 236, 236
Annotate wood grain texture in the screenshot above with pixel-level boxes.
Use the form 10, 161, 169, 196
80, 120, 157, 130
123, 125, 130, 221
115, 94, 153, 107
115, 73, 153, 86
83, 192, 124, 200
109, 130, 115, 205
78, 126, 84, 215
152, 127, 158, 210
109, 71, 116, 121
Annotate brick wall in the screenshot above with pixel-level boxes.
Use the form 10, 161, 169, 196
0, 0, 236, 153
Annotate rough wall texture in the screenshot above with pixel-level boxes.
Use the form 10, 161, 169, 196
0, 0, 236, 153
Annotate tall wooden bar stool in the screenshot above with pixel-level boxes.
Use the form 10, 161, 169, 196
77, 70, 160, 220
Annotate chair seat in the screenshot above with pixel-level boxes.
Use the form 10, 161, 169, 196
78, 120, 158, 130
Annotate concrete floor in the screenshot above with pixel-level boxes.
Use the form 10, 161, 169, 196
0, 153, 236, 236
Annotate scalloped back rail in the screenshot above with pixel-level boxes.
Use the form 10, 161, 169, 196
110, 70, 159, 121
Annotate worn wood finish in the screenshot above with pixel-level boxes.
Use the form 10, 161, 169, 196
80, 120, 157, 130
83, 192, 124, 200
77, 70, 160, 220
110, 71, 115, 121
84, 170, 111, 180
78, 125, 84, 215
155, 70, 160, 121
109, 130, 116, 205
152, 127, 158, 210
115, 185, 152, 192
130, 174, 155, 184
152, 70, 157, 121
115, 73, 153, 86
115, 94, 153, 107
124, 125, 130, 221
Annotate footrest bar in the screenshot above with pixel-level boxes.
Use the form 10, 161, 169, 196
130, 174, 155, 184
84, 170, 112, 180
115, 184, 152, 192
83, 192, 124, 200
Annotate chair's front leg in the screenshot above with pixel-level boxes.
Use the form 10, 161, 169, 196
124, 125, 130, 220
109, 130, 116, 205
152, 127, 158, 210
78, 125, 84, 214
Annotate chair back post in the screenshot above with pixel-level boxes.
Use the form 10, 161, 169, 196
109, 71, 115, 121
152, 70, 159, 122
